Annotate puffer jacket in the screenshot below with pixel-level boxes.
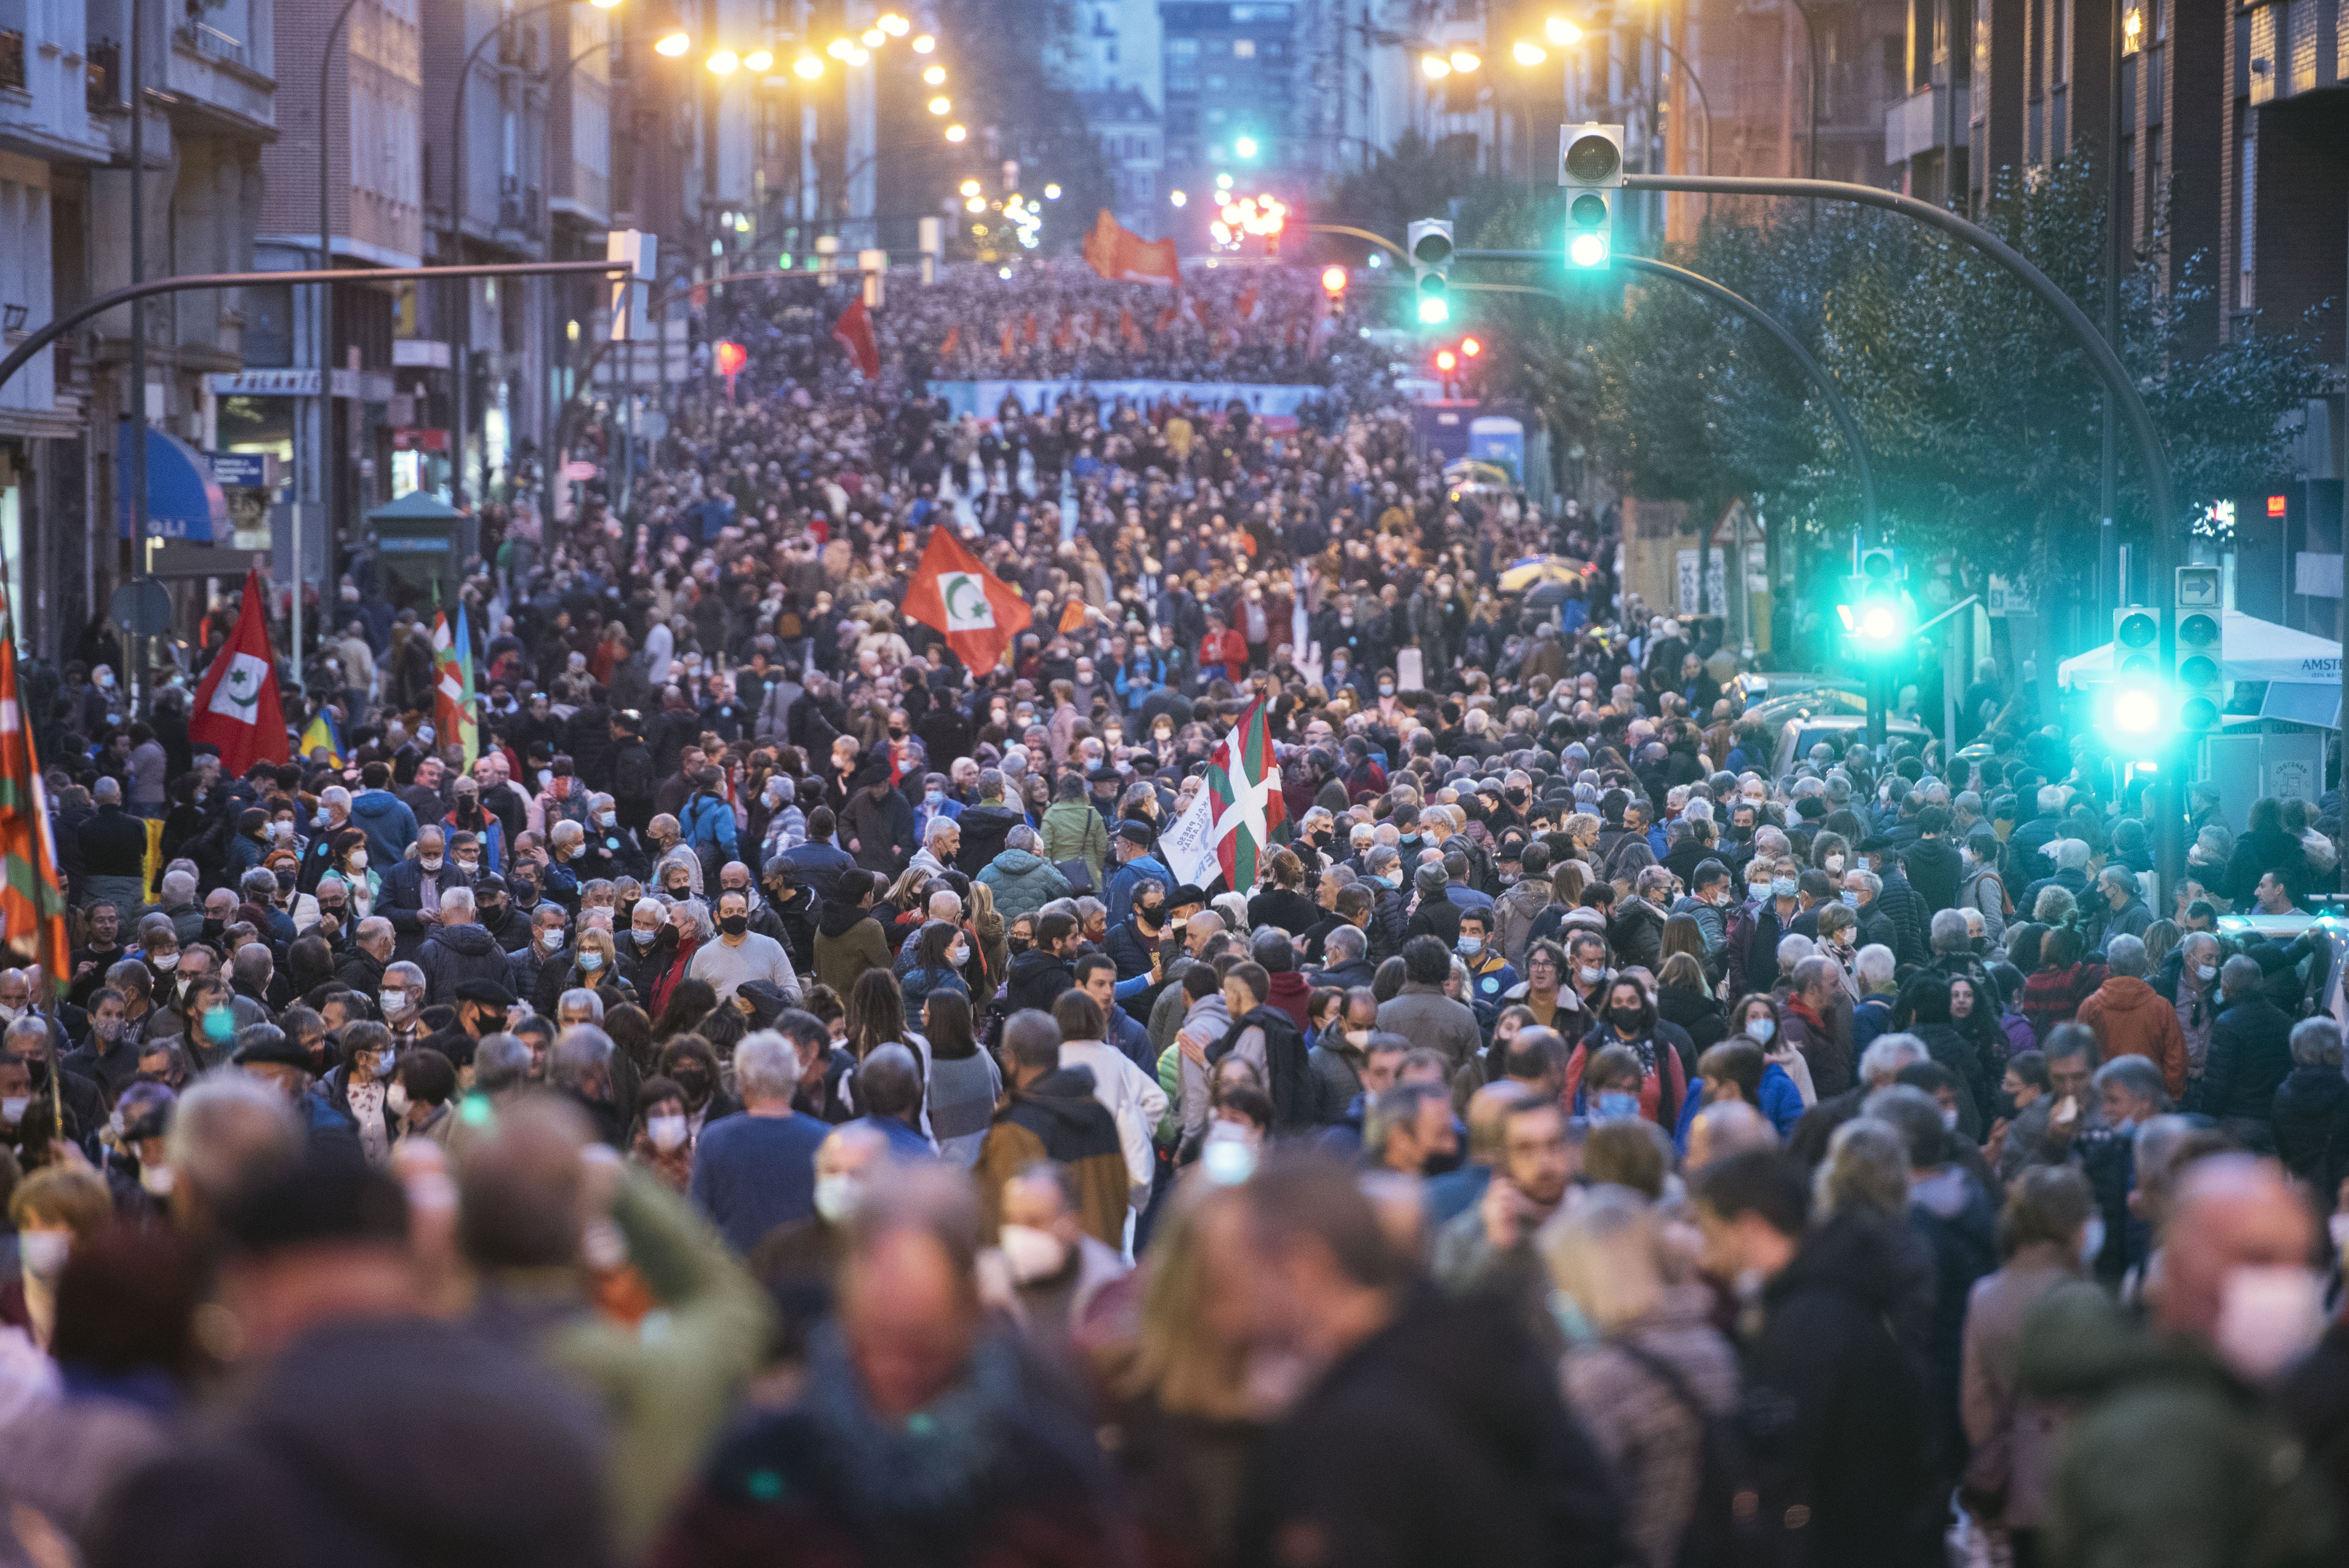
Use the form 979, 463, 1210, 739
975, 847, 1073, 920
1490, 874, 1553, 966
2074, 974, 2189, 1101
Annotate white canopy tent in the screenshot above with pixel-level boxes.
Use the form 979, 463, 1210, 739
2056, 608, 2344, 729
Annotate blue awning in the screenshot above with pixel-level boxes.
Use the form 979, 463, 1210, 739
116, 423, 227, 544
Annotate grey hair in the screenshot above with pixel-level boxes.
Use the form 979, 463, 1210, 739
557, 987, 606, 1021
925, 815, 958, 846
1854, 945, 1897, 992
548, 1025, 615, 1090
2290, 1017, 2344, 1069
1842, 867, 1881, 898
163, 1071, 303, 1210
2105, 934, 2148, 978
1006, 824, 1040, 852
2093, 1054, 2171, 1112
1859, 1031, 1929, 1086
1324, 924, 1367, 964
472, 1033, 533, 1093
160, 869, 198, 905
1816, 1117, 1912, 1220
385, 960, 426, 988
437, 884, 476, 920
736, 1029, 801, 1102
1929, 908, 1970, 953
2054, 838, 2091, 872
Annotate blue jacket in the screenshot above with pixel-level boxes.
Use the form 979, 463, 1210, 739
376, 859, 472, 960
1758, 1062, 1805, 1137
1103, 852, 1171, 927
679, 793, 739, 865
348, 789, 419, 868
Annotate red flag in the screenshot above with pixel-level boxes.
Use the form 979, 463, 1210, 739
1236, 283, 1261, 321
1153, 303, 1179, 334
1022, 313, 1038, 344
1121, 307, 1141, 349
939, 324, 961, 357
187, 569, 289, 775
831, 297, 880, 379
1081, 208, 1181, 286
1000, 320, 1015, 357
901, 528, 1033, 673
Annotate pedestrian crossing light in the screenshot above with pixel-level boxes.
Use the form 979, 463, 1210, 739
1407, 219, 1454, 325
1839, 546, 1907, 653
1559, 123, 1624, 270
2107, 606, 2168, 747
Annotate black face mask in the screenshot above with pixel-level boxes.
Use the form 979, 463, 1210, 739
1136, 904, 1164, 929
672, 1069, 711, 1103
201, 918, 225, 939
1008, 936, 1031, 955
479, 899, 505, 921
1506, 788, 1528, 805
718, 914, 749, 937
1607, 1007, 1645, 1033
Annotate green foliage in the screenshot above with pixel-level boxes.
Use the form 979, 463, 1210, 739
1457, 159, 2332, 583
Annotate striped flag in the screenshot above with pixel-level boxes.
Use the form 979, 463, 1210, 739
431, 609, 477, 764
1162, 697, 1289, 892
0, 602, 69, 1000
299, 707, 345, 764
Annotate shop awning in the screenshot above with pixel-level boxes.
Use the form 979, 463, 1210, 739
116, 423, 227, 544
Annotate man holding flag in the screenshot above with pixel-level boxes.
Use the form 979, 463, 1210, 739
901, 527, 1033, 675
1159, 695, 1287, 894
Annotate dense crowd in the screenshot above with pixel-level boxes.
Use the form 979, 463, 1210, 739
5, 258, 2349, 1568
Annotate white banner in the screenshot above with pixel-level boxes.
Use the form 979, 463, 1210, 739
1158, 781, 1223, 892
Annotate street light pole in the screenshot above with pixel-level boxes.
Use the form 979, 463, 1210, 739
126, 0, 145, 711
314, 0, 367, 672
1786, 0, 1822, 185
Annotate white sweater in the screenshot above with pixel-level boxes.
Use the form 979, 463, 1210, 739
1060, 1039, 1170, 1200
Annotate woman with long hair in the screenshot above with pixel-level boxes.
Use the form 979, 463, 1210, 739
1891, 971, 1989, 1136
2017, 921, 2105, 1047
1103, 1182, 1269, 1568
920, 989, 999, 1168
966, 879, 1009, 994
651, 978, 721, 1046
1654, 951, 1725, 1054
844, 968, 915, 1062
898, 919, 971, 1020
1565, 977, 1693, 1134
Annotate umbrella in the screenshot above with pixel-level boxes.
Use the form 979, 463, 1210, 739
1499, 555, 1593, 593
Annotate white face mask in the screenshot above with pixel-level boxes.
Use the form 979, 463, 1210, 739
380, 989, 407, 1016
17, 1230, 68, 1280
420, 856, 444, 871
347, 850, 368, 871
648, 1113, 688, 1153
2196, 963, 2218, 981
154, 952, 179, 970
1578, 965, 1605, 985
812, 1172, 859, 1224
1745, 1016, 1776, 1044
998, 1223, 1071, 1284
386, 1083, 411, 1117
0, 1095, 26, 1125
541, 927, 565, 951
140, 1163, 174, 1198
2213, 1265, 2328, 1383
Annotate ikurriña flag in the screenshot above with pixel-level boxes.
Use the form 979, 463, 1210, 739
0, 596, 68, 996
901, 528, 1032, 672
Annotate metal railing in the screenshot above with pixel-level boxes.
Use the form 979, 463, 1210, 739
177, 21, 250, 68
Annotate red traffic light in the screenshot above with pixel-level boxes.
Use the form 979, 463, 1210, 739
1320, 265, 1347, 295
1459, 336, 1482, 356
1435, 349, 1458, 372
714, 340, 748, 378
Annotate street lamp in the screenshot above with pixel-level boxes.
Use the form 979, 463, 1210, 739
945, 124, 968, 143
654, 29, 690, 56
1544, 17, 1582, 45
928, 95, 951, 115
922, 64, 946, 85
705, 48, 738, 73
791, 52, 823, 78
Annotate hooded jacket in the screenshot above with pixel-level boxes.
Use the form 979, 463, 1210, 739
975, 848, 1072, 921
418, 921, 515, 1007
1039, 799, 1109, 886
970, 1065, 1131, 1246
812, 903, 891, 998
1903, 835, 1963, 914
2075, 973, 2190, 1101
346, 787, 419, 868
1003, 944, 1078, 1018
952, 801, 1025, 875
1748, 1212, 1941, 1568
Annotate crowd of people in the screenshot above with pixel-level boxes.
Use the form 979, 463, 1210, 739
5, 257, 2349, 1568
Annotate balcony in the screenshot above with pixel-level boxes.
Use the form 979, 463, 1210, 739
0, 30, 23, 94
175, 20, 250, 70
1884, 82, 1968, 165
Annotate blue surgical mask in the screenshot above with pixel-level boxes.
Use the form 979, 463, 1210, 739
1595, 1090, 1640, 1123
1841, 890, 1860, 908
1771, 877, 1797, 899
925, 790, 943, 807
1457, 935, 1483, 958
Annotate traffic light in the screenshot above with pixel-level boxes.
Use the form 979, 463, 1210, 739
1321, 264, 1348, 299
2175, 565, 2224, 732
1435, 347, 1459, 373
2106, 606, 2168, 751
1842, 545, 1907, 652
1459, 335, 1482, 358
1407, 218, 1454, 325
1559, 123, 1625, 269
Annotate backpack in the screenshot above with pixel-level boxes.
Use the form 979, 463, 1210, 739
1613, 1339, 1792, 1568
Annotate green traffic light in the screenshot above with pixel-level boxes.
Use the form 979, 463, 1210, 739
1418, 294, 1450, 324
2112, 686, 2163, 734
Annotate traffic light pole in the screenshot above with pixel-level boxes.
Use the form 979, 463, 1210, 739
1458, 249, 1878, 541
1615, 172, 2184, 897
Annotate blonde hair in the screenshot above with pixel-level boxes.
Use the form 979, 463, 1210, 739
1111, 1183, 1256, 1420
9, 1166, 114, 1239
1539, 1185, 1667, 1331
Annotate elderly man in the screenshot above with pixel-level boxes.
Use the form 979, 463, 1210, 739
689, 1028, 833, 1254
907, 814, 960, 879
2205, 955, 2296, 1147
78, 776, 148, 916
416, 884, 515, 1006
2156, 929, 2225, 1094
2075, 933, 2189, 1102
379, 824, 464, 961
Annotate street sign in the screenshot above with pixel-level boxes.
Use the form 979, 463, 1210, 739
1986, 575, 2035, 618
110, 579, 171, 636
1676, 549, 1701, 615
